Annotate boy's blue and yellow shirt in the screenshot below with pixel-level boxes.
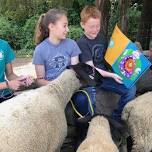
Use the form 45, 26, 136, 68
0, 39, 15, 97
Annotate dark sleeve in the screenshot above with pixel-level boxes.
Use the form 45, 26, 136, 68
77, 40, 92, 63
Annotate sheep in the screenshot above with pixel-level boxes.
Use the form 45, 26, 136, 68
0, 69, 80, 152
76, 115, 119, 152
122, 91, 152, 152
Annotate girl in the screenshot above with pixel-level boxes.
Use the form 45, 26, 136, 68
33, 9, 81, 86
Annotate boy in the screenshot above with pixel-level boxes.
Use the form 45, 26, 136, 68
77, 6, 136, 121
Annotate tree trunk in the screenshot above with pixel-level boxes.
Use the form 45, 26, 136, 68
95, 0, 111, 40
118, 0, 131, 35
137, 0, 152, 50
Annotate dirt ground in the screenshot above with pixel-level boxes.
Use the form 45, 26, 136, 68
13, 58, 32, 67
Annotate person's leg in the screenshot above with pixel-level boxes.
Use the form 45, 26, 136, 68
99, 78, 136, 121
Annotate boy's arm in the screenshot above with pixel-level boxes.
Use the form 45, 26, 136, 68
35, 65, 49, 86
86, 61, 123, 84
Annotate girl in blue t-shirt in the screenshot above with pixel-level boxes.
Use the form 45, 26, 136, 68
33, 9, 81, 86
0, 39, 33, 103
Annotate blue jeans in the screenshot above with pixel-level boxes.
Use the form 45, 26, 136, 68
72, 87, 96, 117
73, 78, 136, 121
74, 78, 136, 120
99, 78, 136, 121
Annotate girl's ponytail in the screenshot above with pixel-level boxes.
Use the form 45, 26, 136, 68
34, 14, 49, 45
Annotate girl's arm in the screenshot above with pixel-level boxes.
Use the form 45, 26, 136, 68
71, 56, 79, 65
86, 61, 123, 84
35, 65, 49, 86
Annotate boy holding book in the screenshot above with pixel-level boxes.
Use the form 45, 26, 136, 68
77, 5, 136, 121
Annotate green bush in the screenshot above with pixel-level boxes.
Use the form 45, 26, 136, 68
0, 16, 20, 49
68, 25, 83, 40
20, 16, 38, 50
67, 8, 80, 25
128, 6, 141, 41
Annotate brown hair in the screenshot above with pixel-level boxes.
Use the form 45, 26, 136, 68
80, 5, 101, 23
34, 9, 67, 45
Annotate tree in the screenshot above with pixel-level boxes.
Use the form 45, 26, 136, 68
118, 0, 131, 35
137, 0, 152, 50
96, 0, 111, 40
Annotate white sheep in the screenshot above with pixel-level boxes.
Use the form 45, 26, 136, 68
122, 91, 152, 152
0, 69, 80, 152
76, 116, 119, 152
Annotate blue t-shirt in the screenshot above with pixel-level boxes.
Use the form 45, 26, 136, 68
0, 39, 15, 96
33, 38, 81, 80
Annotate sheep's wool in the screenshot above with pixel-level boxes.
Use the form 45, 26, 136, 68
0, 69, 80, 152
77, 116, 118, 152
122, 91, 152, 152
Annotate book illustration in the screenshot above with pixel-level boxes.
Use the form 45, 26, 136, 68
105, 25, 151, 88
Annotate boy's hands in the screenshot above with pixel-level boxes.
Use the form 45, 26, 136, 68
112, 73, 123, 84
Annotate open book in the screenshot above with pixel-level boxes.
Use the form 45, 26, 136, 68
105, 25, 151, 88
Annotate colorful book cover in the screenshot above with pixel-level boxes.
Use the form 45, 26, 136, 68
105, 25, 151, 88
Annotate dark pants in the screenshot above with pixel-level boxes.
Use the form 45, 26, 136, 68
0, 93, 15, 103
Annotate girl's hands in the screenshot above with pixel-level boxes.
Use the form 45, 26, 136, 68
112, 73, 123, 84
17, 75, 34, 87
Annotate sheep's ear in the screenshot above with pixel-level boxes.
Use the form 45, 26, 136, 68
68, 63, 97, 87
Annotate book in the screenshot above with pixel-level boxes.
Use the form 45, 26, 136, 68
105, 25, 151, 88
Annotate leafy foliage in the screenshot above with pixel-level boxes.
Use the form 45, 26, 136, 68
0, 16, 20, 49
68, 26, 83, 40
0, 0, 143, 56
20, 16, 38, 50
128, 5, 141, 41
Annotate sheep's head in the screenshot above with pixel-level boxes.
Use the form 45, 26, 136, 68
68, 63, 103, 88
